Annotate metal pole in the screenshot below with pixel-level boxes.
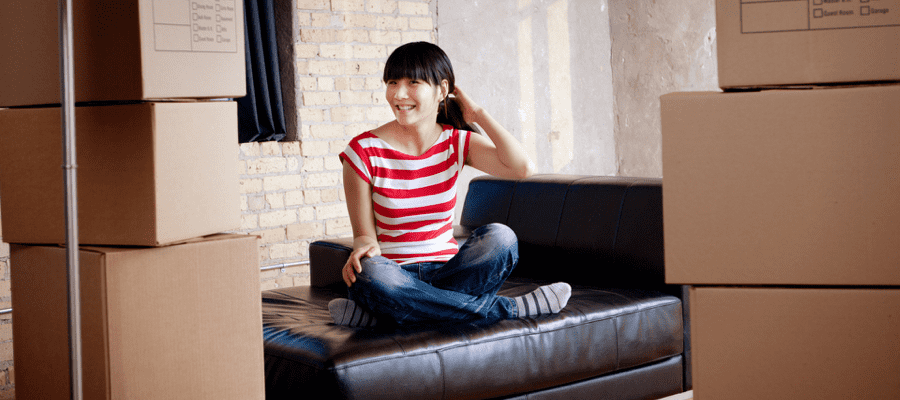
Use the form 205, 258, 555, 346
59, 0, 83, 399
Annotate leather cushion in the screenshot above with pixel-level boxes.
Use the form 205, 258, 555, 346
262, 279, 683, 400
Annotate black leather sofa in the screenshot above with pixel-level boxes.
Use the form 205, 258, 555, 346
262, 174, 690, 399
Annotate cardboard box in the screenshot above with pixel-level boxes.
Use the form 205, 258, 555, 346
716, 0, 900, 88
11, 234, 264, 400
0, 101, 241, 246
0, 0, 245, 107
662, 85, 900, 285
690, 287, 900, 400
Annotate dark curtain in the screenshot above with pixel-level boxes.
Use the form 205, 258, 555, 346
238, 0, 286, 143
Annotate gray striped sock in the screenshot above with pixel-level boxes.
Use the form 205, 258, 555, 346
513, 282, 571, 318
328, 298, 377, 327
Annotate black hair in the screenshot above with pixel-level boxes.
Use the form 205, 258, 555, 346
383, 42, 474, 131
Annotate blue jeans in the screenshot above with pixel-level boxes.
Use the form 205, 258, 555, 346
348, 223, 520, 325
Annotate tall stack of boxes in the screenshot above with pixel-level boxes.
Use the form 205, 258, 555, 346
0, 1, 265, 399
663, 1, 900, 399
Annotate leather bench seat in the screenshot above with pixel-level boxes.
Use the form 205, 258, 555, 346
262, 278, 683, 399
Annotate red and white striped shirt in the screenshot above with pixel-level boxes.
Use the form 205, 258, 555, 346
340, 126, 471, 265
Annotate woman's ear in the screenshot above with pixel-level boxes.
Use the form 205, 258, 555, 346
440, 79, 450, 100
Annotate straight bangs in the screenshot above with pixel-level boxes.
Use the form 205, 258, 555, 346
383, 54, 441, 86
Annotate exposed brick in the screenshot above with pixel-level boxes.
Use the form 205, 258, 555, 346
341, 91, 375, 105
320, 44, 352, 59
318, 77, 335, 91
293, 275, 312, 287
331, 107, 367, 122
346, 61, 381, 75
287, 222, 324, 240
266, 193, 285, 209
367, 0, 398, 13
261, 142, 281, 156
300, 28, 336, 43
294, 43, 320, 58
255, 228, 287, 244
331, 0, 364, 12
263, 175, 304, 191
298, 207, 316, 221
301, 141, 330, 156
377, 16, 407, 31
301, 157, 325, 172
297, 77, 318, 91
0, 244, 7, 260
316, 203, 349, 219
308, 60, 345, 75
285, 190, 305, 206
240, 214, 259, 230
260, 210, 298, 227
248, 195, 266, 211
269, 242, 303, 259
402, 30, 433, 43
260, 280, 278, 291
0, 324, 11, 342
303, 189, 322, 204
240, 195, 249, 211
321, 188, 342, 202
354, 44, 387, 59
299, 108, 326, 122
311, 13, 332, 27
343, 14, 376, 28
335, 29, 370, 43
303, 92, 341, 106
370, 30, 403, 45
282, 142, 302, 155
239, 178, 263, 194
326, 217, 353, 235
367, 106, 394, 121
247, 158, 287, 175
325, 155, 344, 170
308, 172, 342, 188
399, 1, 430, 15
409, 16, 433, 30
297, 0, 330, 10
287, 157, 301, 172
240, 142, 260, 157
331, 139, 351, 153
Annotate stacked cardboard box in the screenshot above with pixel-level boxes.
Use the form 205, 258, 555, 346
663, 1, 900, 399
0, 1, 265, 399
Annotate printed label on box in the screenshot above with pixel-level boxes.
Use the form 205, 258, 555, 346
741, 0, 899, 33
152, 0, 238, 53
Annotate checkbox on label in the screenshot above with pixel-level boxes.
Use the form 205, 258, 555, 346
861, 6, 870, 15
813, 8, 824, 18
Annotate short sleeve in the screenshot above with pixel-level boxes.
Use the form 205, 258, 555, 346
340, 133, 374, 184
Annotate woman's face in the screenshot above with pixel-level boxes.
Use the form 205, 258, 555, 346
386, 77, 447, 129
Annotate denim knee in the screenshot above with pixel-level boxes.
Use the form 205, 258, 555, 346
352, 256, 413, 296
474, 223, 518, 261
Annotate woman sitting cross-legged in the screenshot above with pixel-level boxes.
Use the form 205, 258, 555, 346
330, 41, 571, 328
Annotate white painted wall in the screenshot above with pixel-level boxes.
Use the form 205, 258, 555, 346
438, 0, 719, 218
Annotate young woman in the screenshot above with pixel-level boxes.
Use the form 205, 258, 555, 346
331, 42, 571, 327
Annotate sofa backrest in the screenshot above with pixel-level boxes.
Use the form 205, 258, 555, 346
460, 174, 665, 289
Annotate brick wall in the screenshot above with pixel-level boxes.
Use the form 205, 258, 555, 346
241, 0, 437, 290
0, 0, 437, 395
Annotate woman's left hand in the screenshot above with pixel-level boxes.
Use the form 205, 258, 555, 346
451, 86, 482, 125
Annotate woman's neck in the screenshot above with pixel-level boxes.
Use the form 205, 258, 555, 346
378, 121, 443, 156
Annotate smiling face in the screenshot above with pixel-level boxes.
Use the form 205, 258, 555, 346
386, 77, 448, 128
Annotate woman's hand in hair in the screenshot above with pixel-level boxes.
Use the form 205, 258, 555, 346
451, 86, 483, 126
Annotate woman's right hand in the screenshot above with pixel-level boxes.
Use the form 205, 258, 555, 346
343, 242, 380, 287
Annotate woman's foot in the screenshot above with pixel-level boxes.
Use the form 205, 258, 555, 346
328, 298, 378, 327
512, 282, 572, 318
